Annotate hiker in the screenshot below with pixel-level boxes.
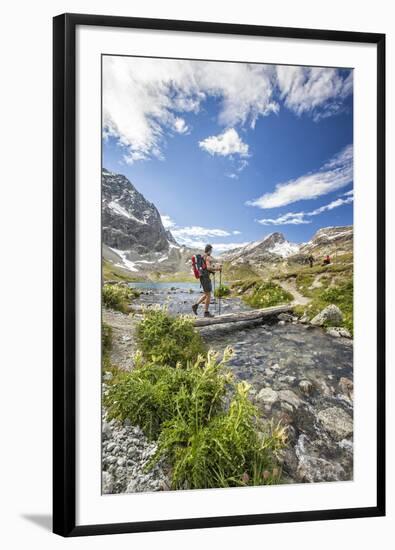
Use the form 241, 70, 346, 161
191, 244, 222, 318
308, 255, 314, 268
322, 254, 331, 266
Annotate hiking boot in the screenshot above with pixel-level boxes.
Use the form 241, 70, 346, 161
204, 311, 214, 318
192, 304, 198, 315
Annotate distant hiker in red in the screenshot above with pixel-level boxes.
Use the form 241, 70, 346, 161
322, 255, 331, 266
191, 244, 222, 318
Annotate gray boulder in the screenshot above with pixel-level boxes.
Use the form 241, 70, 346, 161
310, 304, 343, 327
256, 387, 278, 407
326, 326, 352, 338
278, 389, 302, 409
299, 312, 310, 324
317, 407, 353, 440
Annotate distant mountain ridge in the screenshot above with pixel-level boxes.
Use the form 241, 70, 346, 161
299, 226, 353, 256
221, 232, 300, 263
102, 168, 353, 276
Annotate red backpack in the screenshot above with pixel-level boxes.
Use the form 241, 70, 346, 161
191, 254, 207, 279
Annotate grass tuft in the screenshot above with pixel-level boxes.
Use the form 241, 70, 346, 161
243, 281, 293, 308
136, 306, 206, 367
214, 284, 231, 298
102, 283, 136, 313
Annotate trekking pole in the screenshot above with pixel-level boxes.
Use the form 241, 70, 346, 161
213, 273, 217, 313
218, 269, 222, 315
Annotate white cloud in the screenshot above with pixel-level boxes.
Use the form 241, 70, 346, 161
237, 159, 249, 172
163, 220, 243, 250
276, 66, 352, 120
225, 158, 249, 180
103, 57, 352, 163
210, 241, 250, 253
103, 57, 276, 163
175, 236, 250, 252
248, 144, 353, 209
160, 214, 176, 229
172, 226, 233, 239
257, 194, 353, 225
199, 128, 249, 157
174, 117, 189, 134
257, 212, 312, 226
308, 195, 353, 216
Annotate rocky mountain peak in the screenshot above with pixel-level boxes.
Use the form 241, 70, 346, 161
102, 169, 194, 274
222, 232, 299, 263
263, 232, 286, 246
102, 169, 171, 254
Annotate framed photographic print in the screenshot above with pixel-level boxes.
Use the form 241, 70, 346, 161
53, 13, 385, 537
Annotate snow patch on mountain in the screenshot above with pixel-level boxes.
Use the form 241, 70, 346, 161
108, 200, 147, 224
268, 240, 300, 258
109, 247, 138, 272
221, 232, 300, 261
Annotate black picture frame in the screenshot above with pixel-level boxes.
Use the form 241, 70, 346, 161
53, 13, 386, 537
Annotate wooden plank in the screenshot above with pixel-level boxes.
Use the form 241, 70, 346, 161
193, 304, 293, 327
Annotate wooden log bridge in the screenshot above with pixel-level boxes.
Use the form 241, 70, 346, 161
193, 304, 293, 327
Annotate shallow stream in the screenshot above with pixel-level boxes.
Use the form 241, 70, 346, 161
129, 281, 354, 484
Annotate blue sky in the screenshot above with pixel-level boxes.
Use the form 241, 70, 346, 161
103, 56, 353, 250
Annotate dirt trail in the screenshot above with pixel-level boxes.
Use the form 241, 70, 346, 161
103, 309, 138, 370
275, 278, 311, 306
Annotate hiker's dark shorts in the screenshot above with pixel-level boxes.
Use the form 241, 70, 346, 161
200, 274, 212, 293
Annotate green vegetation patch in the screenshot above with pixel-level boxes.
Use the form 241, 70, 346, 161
105, 342, 287, 489
222, 261, 260, 282
136, 307, 206, 367
297, 277, 353, 334
152, 376, 286, 490
320, 280, 353, 332
214, 284, 231, 298
243, 281, 293, 309
102, 283, 136, 313
104, 349, 231, 440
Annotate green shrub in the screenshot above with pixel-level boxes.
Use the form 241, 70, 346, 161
102, 283, 134, 313
214, 284, 231, 298
136, 307, 206, 367
104, 348, 232, 439
243, 282, 293, 308
104, 345, 287, 488
322, 280, 353, 333
151, 379, 286, 489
